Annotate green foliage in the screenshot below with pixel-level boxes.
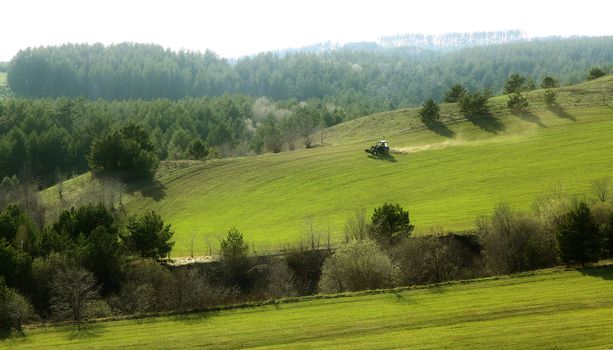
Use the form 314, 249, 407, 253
443, 84, 467, 103
556, 201, 601, 265
88, 123, 159, 179
125, 210, 174, 260
507, 91, 529, 111
187, 139, 208, 160
370, 203, 414, 246
458, 90, 490, 116
503, 74, 527, 94
478, 203, 556, 274
318, 240, 398, 293
587, 67, 606, 80
541, 76, 559, 89
544, 89, 557, 106
418, 99, 440, 121
219, 228, 251, 290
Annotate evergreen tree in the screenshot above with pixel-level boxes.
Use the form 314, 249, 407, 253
556, 201, 601, 265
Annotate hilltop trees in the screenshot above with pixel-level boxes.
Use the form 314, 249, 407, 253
504, 74, 527, 94
444, 84, 467, 103
459, 90, 491, 116
541, 76, 559, 89
419, 99, 440, 121
507, 91, 529, 111
587, 67, 606, 80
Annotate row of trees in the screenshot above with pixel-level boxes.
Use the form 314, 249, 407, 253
7, 38, 613, 105
1, 176, 612, 334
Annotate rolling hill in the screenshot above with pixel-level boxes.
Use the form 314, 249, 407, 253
42, 76, 613, 256
4, 265, 613, 349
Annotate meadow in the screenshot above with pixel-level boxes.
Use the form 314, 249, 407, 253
42, 77, 613, 256
3, 265, 612, 349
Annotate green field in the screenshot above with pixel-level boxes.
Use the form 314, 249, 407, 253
3, 265, 613, 349
42, 77, 613, 256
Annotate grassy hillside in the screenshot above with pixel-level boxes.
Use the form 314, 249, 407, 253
4, 265, 613, 349
42, 77, 613, 256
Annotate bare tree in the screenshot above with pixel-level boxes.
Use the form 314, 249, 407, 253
591, 177, 611, 203
344, 209, 370, 242
50, 266, 99, 330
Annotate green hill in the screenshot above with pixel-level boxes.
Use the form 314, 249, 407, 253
4, 265, 613, 349
42, 77, 613, 256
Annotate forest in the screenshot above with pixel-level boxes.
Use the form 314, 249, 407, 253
6, 36, 613, 107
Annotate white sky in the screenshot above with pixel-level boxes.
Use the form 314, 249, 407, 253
1, 0, 612, 61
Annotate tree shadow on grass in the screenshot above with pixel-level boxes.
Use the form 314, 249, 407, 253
367, 153, 397, 163
578, 264, 613, 281
464, 113, 505, 134
65, 323, 107, 340
423, 118, 456, 138
547, 104, 577, 121
511, 110, 547, 128
125, 178, 167, 202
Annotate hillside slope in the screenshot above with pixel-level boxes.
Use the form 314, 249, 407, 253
4, 265, 613, 349
43, 77, 613, 256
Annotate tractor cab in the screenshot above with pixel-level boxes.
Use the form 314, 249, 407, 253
365, 140, 390, 156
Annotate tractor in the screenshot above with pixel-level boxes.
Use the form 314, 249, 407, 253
365, 140, 390, 156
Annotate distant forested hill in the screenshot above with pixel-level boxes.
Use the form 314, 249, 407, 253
7, 37, 613, 110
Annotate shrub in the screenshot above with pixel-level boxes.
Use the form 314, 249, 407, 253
318, 240, 398, 293
544, 89, 557, 106
587, 67, 606, 81
393, 234, 483, 285
478, 202, 556, 274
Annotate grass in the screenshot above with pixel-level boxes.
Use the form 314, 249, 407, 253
3, 265, 613, 349
42, 76, 613, 256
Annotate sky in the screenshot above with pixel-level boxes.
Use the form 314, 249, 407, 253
1, 0, 612, 61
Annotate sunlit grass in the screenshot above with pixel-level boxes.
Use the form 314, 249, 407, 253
4, 265, 613, 349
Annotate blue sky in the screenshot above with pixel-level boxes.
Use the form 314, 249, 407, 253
2, 0, 612, 61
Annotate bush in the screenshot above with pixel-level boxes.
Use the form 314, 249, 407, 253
115, 259, 175, 314
125, 210, 174, 260
541, 76, 559, 89
285, 246, 329, 296
504, 74, 527, 94
393, 234, 483, 285
478, 202, 556, 274
318, 240, 398, 293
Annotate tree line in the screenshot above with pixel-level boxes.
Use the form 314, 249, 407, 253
7, 37, 613, 108
1, 177, 611, 335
